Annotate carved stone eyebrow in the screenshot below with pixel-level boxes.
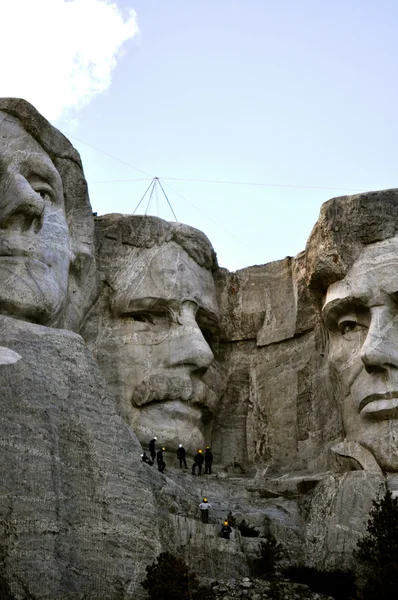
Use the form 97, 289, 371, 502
20, 153, 62, 193
322, 295, 368, 326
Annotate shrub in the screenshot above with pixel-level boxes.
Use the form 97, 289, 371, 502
0, 574, 15, 600
238, 519, 259, 538
226, 511, 237, 528
283, 565, 356, 600
142, 551, 215, 600
250, 533, 284, 580
354, 490, 398, 600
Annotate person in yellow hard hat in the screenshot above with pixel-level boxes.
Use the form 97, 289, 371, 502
157, 447, 166, 473
198, 497, 212, 524
192, 449, 204, 476
221, 520, 232, 539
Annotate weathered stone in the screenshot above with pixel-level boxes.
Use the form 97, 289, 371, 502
84, 214, 222, 453
0, 98, 97, 332
0, 316, 161, 599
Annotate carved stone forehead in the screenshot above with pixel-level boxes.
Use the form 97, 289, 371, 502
102, 241, 218, 319
0, 111, 61, 186
305, 188, 398, 299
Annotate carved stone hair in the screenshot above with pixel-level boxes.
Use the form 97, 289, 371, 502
94, 214, 218, 271
305, 188, 398, 301
0, 97, 97, 331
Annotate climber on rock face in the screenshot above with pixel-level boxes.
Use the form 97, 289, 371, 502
176, 443, 187, 469
192, 449, 204, 475
141, 452, 153, 465
204, 446, 213, 475
149, 437, 157, 461
221, 520, 232, 539
157, 447, 166, 473
199, 497, 212, 524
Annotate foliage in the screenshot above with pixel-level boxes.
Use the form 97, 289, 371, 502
238, 519, 259, 538
354, 490, 398, 600
0, 574, 16, 600
249, 533, 284, 580
226, 511, 237, 528
142, 551, 215, 600
283, 565, 356, 600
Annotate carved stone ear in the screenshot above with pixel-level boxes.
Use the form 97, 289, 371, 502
331, 439, 383, 475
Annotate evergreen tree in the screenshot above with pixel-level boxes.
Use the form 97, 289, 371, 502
354, 490, 398, 599
142, 551, 215, 600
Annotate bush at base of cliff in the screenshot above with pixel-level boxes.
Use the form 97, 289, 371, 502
237, 519, 259, 538
283, 565, 356, 600
354, 490, 398, 600
142, 551, 215, 600
0, 575, 15, 600
249, 533, 284, 580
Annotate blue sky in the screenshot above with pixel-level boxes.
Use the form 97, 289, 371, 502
2, 1, 398, 271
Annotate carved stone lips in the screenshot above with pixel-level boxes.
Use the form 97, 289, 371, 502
359, 392, 398, 417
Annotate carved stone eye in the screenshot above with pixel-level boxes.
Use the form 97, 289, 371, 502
36, 189, 52, 202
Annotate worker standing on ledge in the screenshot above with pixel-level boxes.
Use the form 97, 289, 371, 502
149, 436, 157, 461
204, 446, 213, 475
192, 449, 204, 475
157, 447, 166, 473
199, 498, 212, 524
176, 443, 187, 469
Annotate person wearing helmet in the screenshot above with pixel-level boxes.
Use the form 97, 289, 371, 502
141, 452, 153, 466
176, 443, 187, 469
204, 446, 214, 475
157, 447, 166, 473
149, 437, 157, 461
192, 449, 204, 476
221, 520, 232, 539
199, 497, 212, 524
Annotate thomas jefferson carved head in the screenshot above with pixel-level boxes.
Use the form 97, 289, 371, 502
0, 98, 96, 331
84, 214, 221, 451
306, 189, 398, 472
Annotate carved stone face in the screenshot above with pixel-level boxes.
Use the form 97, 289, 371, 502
0, 113, 71, 325
323, 236, 398, 471
93, 240, 220, 451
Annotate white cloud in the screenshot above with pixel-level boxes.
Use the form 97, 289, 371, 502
0, 0, 138, 122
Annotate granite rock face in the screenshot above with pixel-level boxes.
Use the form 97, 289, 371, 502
2, 96, 398, 596
83, 214, 222, 454
0, 316, 162, 599
0, 98, 97, 332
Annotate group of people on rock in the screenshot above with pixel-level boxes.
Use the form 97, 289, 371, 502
141, 437, 214, 475
198, 498, 233, 539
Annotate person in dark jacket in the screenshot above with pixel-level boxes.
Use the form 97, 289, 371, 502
149, 437, 157, 461
176, 444, 187, 468
221, 520, 232, 539
204, 446, 213, 475
141, 452, 153, 465
192, 449, 204, 475
157, 447, 166, 473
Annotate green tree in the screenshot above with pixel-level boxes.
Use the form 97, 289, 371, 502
354, 490, 398, 599
142, 551, 215, 600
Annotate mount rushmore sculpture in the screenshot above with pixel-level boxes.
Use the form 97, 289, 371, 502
1, 98, 398, 598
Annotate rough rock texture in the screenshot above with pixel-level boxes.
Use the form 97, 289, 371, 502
2, 98, 398, 596
83, 214, 222, 453
212, 256, 340, 475
0, 316, 162, 600
0, 98, 97, 332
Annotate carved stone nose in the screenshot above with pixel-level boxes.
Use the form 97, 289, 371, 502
361, 309, 398, 372
0, 177, 45, 233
